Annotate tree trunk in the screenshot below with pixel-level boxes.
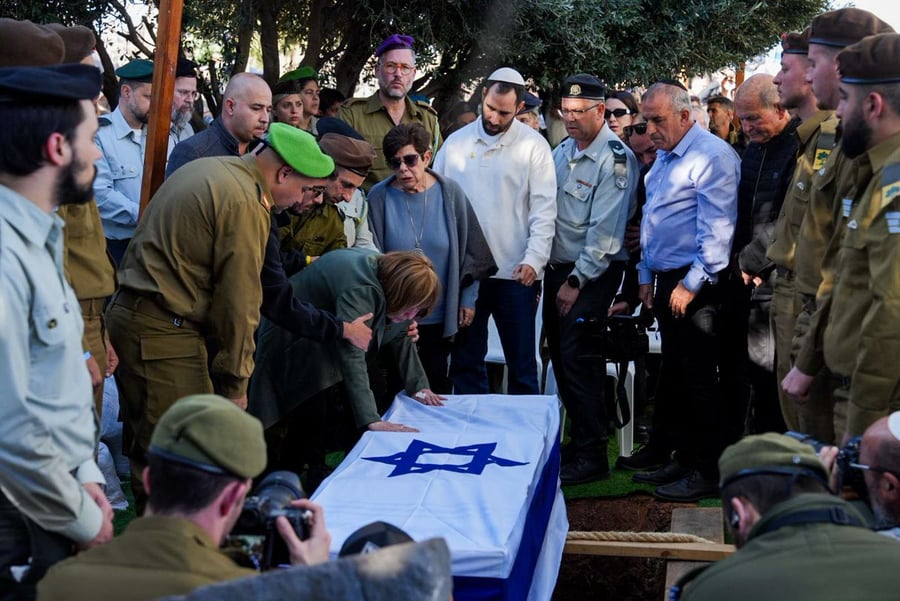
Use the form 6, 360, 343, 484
232, 0, 255, 75
258, 0, 280, 84
332, 20, 372, 98
92, 33, 120, 111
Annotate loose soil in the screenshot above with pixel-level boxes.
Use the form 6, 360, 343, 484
552, 493, 686, 601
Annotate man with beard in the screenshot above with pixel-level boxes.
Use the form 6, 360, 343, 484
822, 32, 900, 437
0, 63, 114, 599
340, 34, 441, 189
168, 57, 198, 155
673, 433, 900, 601
93, 58, 154, 263
432, 67, 556, 395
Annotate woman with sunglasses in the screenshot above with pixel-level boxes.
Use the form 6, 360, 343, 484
605, 90, 639, 141
368, 123, 496, 393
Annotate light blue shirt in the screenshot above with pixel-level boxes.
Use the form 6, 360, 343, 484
638, 123, 740, 292
0, 185, 104, 544
93, 107, 145, 240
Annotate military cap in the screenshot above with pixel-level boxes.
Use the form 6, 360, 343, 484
781, 28, 810, 55
148, 394, 266, 479
0, 63, 101, 103
319, 132, 376, 177
266, 122, 335, 178
271, 79, 301, 102
486, 67, 525, 87
718, 432, 829, 488
375, 34, 415, 58
562, 74, 605, 100
656, 78, 688, 92
316, 116, 365, 141
176, 57, 197, 78
809, 7, 895, 49
338, 521, 415, 557
43, 24, 96, 64
838, 33, 900, 85
279, 66, 317, 84
517, 91, 541, 115
0, 18, 65, 67
116, 58, 153, 83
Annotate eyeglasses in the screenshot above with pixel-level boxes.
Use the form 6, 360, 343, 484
381, 62, 414, 75
175, 89, 200, 101
387, 153, 421, 170
605, 108, 632, 120
849, 463, 900, 478
302, 185, 327, 197
557, 103, 601, 118
624, 123, 648, 137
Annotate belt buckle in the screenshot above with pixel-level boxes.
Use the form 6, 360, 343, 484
173, 316, 183, 327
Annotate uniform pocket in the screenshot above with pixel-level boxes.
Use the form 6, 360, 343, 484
139, 333, 209, 427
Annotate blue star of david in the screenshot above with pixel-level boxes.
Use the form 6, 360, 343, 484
363, 439, 528, 477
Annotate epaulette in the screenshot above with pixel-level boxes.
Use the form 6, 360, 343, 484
813, 117, 838, 171
98, 114, 113, 126
881, 160, 900, 212
413, 99, 439, 116
609, 139, 628, 190
343, 97, 368, 107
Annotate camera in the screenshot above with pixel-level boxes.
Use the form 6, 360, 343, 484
225, 470, 311, 570
575, 313, 651, 362
784, 431, 866, 500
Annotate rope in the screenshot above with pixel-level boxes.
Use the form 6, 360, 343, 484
566, 531, 717, 545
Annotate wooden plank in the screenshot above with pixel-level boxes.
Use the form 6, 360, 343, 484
664, 507, 726, 600
563, 540, 734, 561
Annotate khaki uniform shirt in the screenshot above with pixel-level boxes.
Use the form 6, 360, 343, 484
340, 93, 441, 189
38, 515, 257, 601
279, 204, 347, 259
117, 154, 271, 397
824, 134, 900, 435
768, 111, 834, 270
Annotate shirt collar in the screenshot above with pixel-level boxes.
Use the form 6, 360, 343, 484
569, 123, 617, 163
364, 93, 421, 118
666, 121, 703, 158
866, 130, 900, 175
127, 515, 220, 549
110, 107, 143, 141
0, 184, 60, 247
475, 117, 521, 147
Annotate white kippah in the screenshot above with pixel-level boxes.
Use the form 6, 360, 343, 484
487, 67, 525, 86
888, 412, 900, 441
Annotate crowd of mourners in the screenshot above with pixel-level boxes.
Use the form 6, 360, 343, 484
2, 5, 900, 599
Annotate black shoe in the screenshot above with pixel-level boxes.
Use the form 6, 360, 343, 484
560, 443, 576, 465
616, 444, 671, 472
560, 456, 610, 485
653, 470, 719, 502
632, 460, 691, 485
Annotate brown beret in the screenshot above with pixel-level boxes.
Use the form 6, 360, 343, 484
809, 7, 894, 49
838, 33, 900, 85
0, 18, 65, 67
44, 24, 95, 64
781, 28, 809, 55
319, 132, 376, 177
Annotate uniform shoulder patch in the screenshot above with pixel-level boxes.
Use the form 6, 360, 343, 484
343, 97, 368, 107
608, 139, 626, 155
882, 161, 900, 212
98, 114, 113, 126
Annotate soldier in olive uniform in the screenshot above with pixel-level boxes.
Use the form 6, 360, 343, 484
780, 8, 894, 440
675, 433, 900, 601
39, 394, 331, 601
339, 34, 441, 189
823, 33, 900, 437
106, 123, 335, 512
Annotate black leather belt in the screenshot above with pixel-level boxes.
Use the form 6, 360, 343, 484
111, 288, 201, 330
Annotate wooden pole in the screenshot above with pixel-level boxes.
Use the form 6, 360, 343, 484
138, 0, 184, 217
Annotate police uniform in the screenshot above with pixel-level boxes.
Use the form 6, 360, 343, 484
339, 93, 441, 189
39, 394, 268, 601
544, 74, 637, 484
823, 33, 900, 436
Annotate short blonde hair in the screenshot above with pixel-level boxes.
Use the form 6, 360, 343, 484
377, 251, 441, 318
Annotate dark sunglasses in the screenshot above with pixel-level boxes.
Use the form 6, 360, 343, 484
624, 123, 648, 137
387, 153, 422, 170
604, 108, 632, 120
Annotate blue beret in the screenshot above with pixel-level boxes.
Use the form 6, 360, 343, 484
518, 91, 541, 115
0, 63, 102, 103
115, 58, 153, 82
375, 34, 414, 58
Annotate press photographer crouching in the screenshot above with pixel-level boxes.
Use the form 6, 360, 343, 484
38, 395, 331, 601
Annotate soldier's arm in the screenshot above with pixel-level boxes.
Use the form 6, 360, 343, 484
92, 142, 139, 230
521, 140, 558, 274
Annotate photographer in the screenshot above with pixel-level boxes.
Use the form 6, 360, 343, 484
39, 395, 331, 601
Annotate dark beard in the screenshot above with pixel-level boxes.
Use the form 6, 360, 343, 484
57, 156, 95, 206
481, 114, 513, 137
839, 117, 871, 159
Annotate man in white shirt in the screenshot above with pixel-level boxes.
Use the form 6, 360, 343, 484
433, 67, 557, 394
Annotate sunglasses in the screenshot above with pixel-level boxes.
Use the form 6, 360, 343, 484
624, 123, 648, 137
605, 108, 632, 120
387, 153, 422, 170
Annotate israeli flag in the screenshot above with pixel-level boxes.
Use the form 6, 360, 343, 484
312, 393, 567, 600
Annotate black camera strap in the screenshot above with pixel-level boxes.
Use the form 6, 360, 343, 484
610, 360, 631, 429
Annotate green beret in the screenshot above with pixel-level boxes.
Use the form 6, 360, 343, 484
838, 33, 900, 85
0, 18, 65, 67
267, 122, 334, 178
44, 24, 95, 64
148, 394, 266, 479
116, 58, 154, 83
781, 28, 809, 55
279, 66, 317, 84
719, 433, 828, 488
809, 7, 894, 49
319, 132, 375, 176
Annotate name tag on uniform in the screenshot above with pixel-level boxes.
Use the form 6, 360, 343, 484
887, 211, 900, 234
842, 198, 852, 218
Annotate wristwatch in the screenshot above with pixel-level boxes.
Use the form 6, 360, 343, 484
567, 274, 581, 289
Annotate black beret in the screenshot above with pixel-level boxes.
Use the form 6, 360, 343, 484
809, 7, 894, 49
271, 79, 301, 99
781, 28, 810, 55
838, 33, 900, 85
315, 116, 365, 141
0, 63, 102, 103
561, 73, 605, 100
176, 57, 197, 78
517, 91, 541, 115
115, 58, 153, 83
0, 18, 65, 67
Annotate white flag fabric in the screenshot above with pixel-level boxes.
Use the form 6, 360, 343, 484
311, 393, 568, 600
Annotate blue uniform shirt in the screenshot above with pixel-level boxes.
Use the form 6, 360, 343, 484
93, 107, 145, 241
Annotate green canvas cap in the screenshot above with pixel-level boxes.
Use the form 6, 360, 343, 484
719, 432, 828, 488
